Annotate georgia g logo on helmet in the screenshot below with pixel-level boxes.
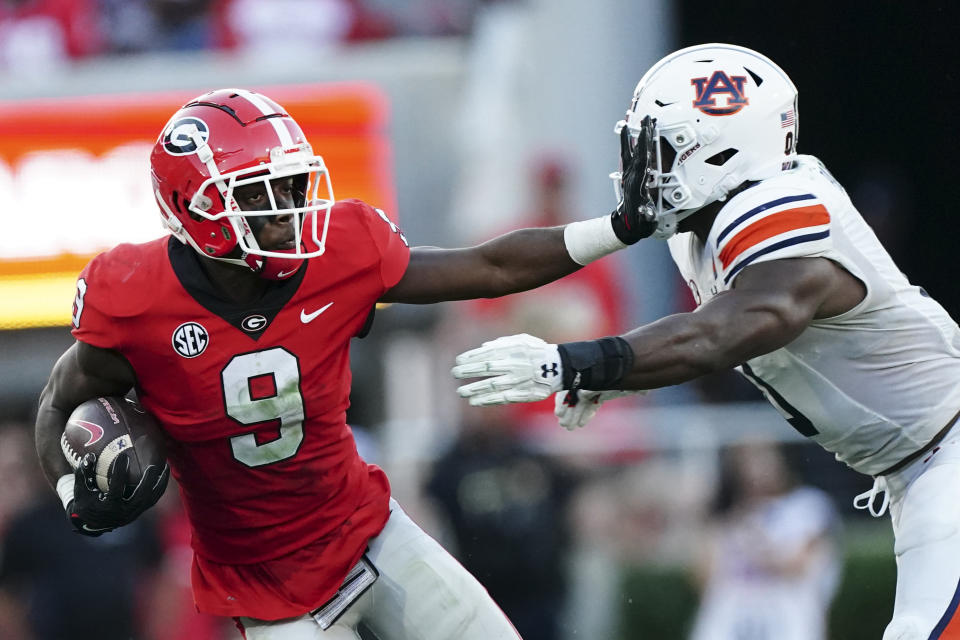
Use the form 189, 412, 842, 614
691, 71, 749, 116
162, 117, 210, 155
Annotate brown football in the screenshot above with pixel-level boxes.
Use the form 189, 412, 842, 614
60, 396, 167, 492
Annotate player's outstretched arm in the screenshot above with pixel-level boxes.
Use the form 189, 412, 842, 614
381, 227, 579, 303
35, 341, 136, 489
380, 207, 652, 304
381, 124, 657, 305
615, 257, 863, 390
453, 257, 862, 406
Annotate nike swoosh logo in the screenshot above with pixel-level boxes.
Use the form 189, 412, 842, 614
277, 269, 299, 278
69, 419, 105, 446
301, 302, 334, 323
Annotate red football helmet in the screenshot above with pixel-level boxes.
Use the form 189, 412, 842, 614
150, 88, 335, 279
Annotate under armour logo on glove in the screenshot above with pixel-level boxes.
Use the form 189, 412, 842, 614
541, 363, 559, 378
452, 334, 564, 406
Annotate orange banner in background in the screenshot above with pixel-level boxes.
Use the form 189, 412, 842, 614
0, 84, 395, 329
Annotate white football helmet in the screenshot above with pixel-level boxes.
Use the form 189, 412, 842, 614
614, 43, 799, 239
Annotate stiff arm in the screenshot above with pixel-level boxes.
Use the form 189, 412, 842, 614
380, 227, 582, 304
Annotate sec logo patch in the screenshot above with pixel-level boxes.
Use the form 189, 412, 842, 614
172, 322, 209, 358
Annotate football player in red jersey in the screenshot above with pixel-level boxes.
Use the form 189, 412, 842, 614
34, 88, 654, 640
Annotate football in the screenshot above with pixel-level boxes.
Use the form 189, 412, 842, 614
60, 396, 167, 492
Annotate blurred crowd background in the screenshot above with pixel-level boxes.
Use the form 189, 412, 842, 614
0, 1, 954, 638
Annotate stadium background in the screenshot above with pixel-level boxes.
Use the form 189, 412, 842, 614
0, 1, 953, 638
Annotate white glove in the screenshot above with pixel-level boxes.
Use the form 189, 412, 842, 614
554, 389, 644, 430
452, 334, 563, 406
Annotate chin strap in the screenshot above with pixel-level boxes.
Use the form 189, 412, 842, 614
651, 206, 702, 240
249, 247, 305, 280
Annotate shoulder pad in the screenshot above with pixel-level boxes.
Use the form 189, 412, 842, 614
81, 239, 169, 319
710, 180, 833, 286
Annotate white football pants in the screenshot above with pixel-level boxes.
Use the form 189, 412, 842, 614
881, 427, 960, 639
237, 500, 520, 640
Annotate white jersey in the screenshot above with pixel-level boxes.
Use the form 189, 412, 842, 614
667, 155, 960, 475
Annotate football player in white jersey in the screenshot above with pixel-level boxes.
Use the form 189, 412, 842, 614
451, 43, 960, 639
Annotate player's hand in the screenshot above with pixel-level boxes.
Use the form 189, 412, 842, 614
554, 389, 645, 430
611, 115, 658, 244
452, 334, 563, 406
68, 452, 169, 536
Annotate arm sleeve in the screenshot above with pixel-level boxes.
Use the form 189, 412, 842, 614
355, 200, 411, 291
713, 189, 833, 288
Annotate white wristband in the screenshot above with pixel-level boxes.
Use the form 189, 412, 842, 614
56, 473, 75, 510
563, 216, 628, 266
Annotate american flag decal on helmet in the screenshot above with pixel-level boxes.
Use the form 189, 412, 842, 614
780, 109, 796, 128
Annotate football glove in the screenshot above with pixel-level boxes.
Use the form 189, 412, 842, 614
68, 452, 169, 537
452, 334, 564, 406
610, 115, 658, 244
555, 389, 645, 430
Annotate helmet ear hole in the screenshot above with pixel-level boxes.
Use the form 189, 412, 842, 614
186, 198, 204, 222
173, 191, 203, 222
658, 137, 678, 172
704, 148, 739, 166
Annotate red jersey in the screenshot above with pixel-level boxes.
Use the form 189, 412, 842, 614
71, 199, 410, 619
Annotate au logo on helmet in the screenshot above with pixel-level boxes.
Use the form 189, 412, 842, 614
691, 71, 749, 116
162, 117, 210, 155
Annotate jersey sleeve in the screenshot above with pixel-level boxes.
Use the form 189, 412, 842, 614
353, 199, 411, 291
71, 243, 157, 351
712, 188, 833, 288
71, 252, 124, 351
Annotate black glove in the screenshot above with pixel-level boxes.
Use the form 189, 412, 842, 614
610, 115, 658, 244
67, 452, 169, 537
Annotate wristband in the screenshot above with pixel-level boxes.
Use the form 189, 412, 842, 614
563, 217, 628, 266
557, 337, 635, 391
56, 473, 75, 510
